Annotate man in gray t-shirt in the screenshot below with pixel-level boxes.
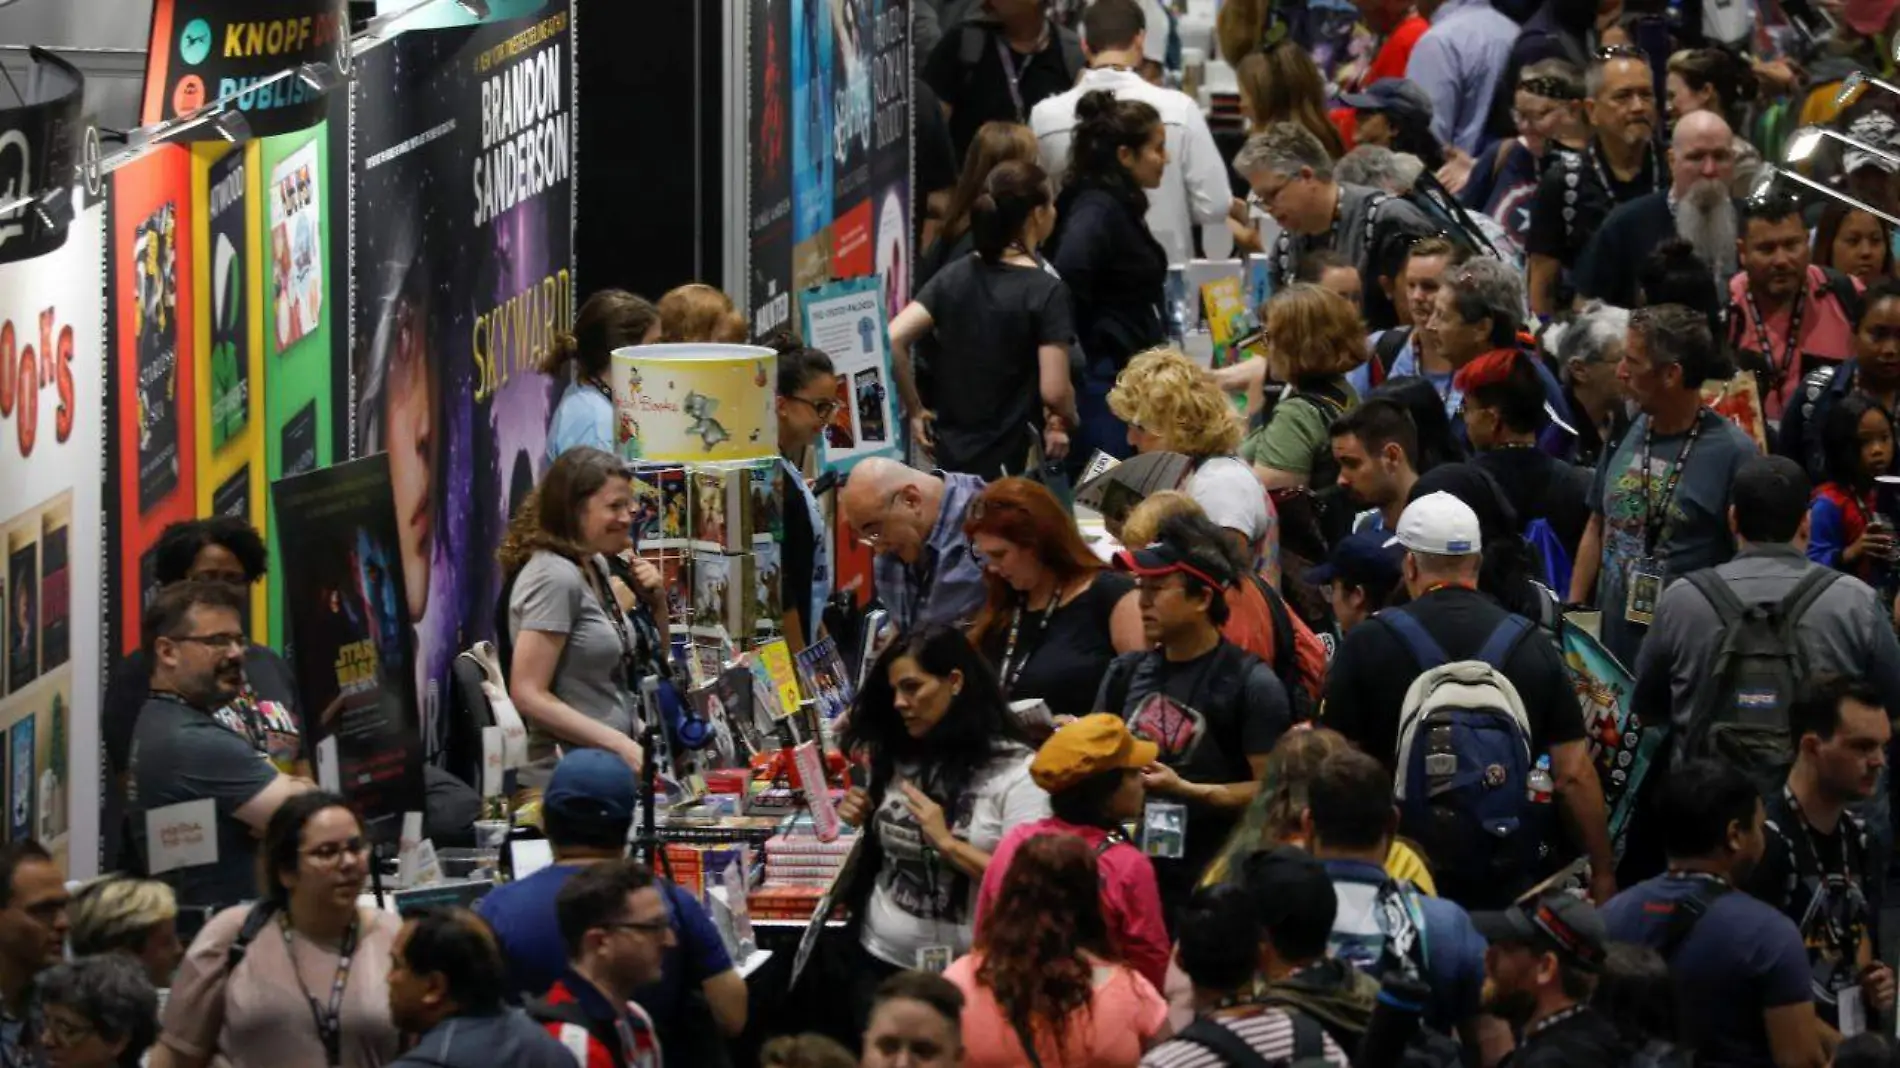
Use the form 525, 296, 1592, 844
128, 581, 309, 910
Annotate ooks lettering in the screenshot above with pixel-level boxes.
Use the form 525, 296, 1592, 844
0, 308, 76, 459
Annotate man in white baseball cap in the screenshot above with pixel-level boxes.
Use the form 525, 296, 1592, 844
1324, 491, 1617, 906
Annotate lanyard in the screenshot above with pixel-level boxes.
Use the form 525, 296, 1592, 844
584, 556, 641, 687
1522, 1004, 1590, 1042
585, 375, 613, 406
994, 31, 1044, 122
1778, 785, 1865, 960
1274, 190, 1348, 288
1587, 139, 1662, 199
1638, 410, 1707, 555
281, 914, 359, 1068
1743, 284, 1808, 393
998, 592, 1059, 695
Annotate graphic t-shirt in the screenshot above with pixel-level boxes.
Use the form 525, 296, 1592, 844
862, 744, 1050, 967
129, 696, 281, 909
1589, 409, 1758, 667
1743, 789, 1872, 1029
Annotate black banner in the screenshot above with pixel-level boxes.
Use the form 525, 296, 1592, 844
0, 49, 85, 266
749, 0, 794, 338
141, 0, 348, 141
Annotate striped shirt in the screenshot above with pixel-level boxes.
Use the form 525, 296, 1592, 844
1140, 1009, 1352, 1068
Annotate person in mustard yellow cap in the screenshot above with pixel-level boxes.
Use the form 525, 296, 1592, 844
970, 715, 1170, 990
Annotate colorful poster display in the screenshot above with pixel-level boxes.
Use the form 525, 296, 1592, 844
0, 190, 106, 875
141, 0, 350, 140
272, 455, 425, 841
351, 5, 573, 761
752, 0, 911, 334
800, 277, 899, 473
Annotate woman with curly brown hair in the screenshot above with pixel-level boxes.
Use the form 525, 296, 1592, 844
498, 447, 663, 782
1242, 284, 1367, 493
656, 283, 748, 343
946, 834, 1169, 1067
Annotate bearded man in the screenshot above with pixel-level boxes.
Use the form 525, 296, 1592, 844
1574, 111, 1739, 310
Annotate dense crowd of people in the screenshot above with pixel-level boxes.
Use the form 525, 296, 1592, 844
78, 0, 1900, 1065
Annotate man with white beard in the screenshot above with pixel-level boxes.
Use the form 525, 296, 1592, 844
1573, 110, 1739, 310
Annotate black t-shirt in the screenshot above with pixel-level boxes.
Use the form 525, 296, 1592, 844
1096, 641, 1291, 913
921, 20, 1076, 160
915, 255, 1074, 478
1471, 447, 1594, 565
1321, 587, 1584, 769
1527, 141, 1661, 269
1572, 191, 1677, 308
980, 571, 1134, 722
1743, 787, 1872, 1029
1511, 1006, 1633, 1068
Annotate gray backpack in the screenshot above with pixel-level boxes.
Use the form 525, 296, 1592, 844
1678, 567, 1839, 791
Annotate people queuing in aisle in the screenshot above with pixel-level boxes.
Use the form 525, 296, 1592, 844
543, 290, 660, 461
963, 478, 1143, 721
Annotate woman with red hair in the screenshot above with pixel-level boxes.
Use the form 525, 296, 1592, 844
946, 834, 1169, 1068
964, 478, 1144, 725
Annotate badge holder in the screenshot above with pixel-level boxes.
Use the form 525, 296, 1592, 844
1625, 558, 1665, 626
1141, 801, 1188, 860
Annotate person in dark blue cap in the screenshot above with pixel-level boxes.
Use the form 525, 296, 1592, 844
1303, 528, 1405, 634
475, 749, 746, 1065
1339, 79, 1444, 170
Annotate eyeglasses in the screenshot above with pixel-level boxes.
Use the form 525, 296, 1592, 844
786, 394, 842, 420
303, 838, 370, 865
172, 633, 248, 652
854, 489, 906, 546
601, 918, 672, 936
41, 1014, 94, 1047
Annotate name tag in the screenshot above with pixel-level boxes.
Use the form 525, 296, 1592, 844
145, 799, 219, 874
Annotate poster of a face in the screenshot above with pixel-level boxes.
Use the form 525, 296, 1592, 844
269, 142, 323, 351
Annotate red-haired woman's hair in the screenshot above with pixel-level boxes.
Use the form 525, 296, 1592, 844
974, 835, 1112, 1063
963, 478, 1105, 647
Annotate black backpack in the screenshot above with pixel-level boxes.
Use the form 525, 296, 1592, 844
1678, 567, 1839, 793
1176, 1010, 1333, 1068
953, 18, 1085, 115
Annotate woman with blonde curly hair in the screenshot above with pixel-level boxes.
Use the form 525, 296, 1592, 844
1242, 284, 1367, 493
1108, 348, 1271, 561
657, 283, 749, 343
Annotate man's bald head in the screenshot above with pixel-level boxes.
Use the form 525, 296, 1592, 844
1670, 110, 1736, 197
839, 459, 943, 562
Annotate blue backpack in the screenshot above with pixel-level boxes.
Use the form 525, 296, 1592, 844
1523, 517, 1573, 596
1383, 611, 1539, 907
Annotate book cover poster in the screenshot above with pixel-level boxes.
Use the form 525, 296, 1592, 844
272, 455, 425, 842
38, 506, 68, 673
133, 203, 183, 514
9, 717, 33, 844
6, 530, 37, 696
206, 146, 251, 449
269, 140, 323, 351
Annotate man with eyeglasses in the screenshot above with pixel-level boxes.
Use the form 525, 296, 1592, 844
1526, 48, 1662, 317
127, 580, 313, 912
533, 858, 673, 1068
839, 457, 989, 634
1233, 122, 1435, 331
0, 841, 68, 1068
1575, 109, 1739, 311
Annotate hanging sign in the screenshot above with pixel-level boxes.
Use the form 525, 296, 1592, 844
140, 0, 350, 141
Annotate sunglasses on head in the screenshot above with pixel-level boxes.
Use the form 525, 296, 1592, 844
1592, 44, 1649, 61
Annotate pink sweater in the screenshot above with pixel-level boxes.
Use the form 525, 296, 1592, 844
975, 817, 1172, 990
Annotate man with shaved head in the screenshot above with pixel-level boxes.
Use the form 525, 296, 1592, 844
1574, 110, 1740, 309
838, 458, 989, 633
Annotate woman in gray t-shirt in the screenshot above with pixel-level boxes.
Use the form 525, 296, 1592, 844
499, 448, 665, 782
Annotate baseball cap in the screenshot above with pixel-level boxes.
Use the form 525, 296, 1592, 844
1303, 527, 1405, 590
543, 749, 640, 829
1112, 539, 1234, 589
1846, 112, 1900, 175
1472, 893, 1608, 972
1031, 714, 1160, 792
1395, 491, 1483, 556
1338, 79, 1434, 127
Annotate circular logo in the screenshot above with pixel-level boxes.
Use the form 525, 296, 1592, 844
179, 18, 213, 66
82, 125, 103, 197
172, 75, 206, 116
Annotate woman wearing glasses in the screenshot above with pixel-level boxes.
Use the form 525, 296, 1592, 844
964, 479, 1144, 725
888, 159, 1080, 479
772, 334, 842, 646
40, 955, 158, 1068
154, 792, 401, 1068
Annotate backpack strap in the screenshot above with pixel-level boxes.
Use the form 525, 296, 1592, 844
1778, 567, 1840, 625
1373, 327, 1412, 377
1253, 572, 1300, 693
1379, 609, 1451, 673
1474, 615, 1535, 672
224, 900, 281, 974
1822, 267, 1864, 326
1685, 569, 1746, 627
1288, 1010, 1328, 1060
1177, 1016, 1278, 1068
1656, 880, 1731, 959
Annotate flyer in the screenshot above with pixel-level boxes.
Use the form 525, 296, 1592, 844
800, 276, 899, 474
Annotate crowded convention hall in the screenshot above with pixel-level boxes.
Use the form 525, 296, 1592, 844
28, 0, 1900, 1063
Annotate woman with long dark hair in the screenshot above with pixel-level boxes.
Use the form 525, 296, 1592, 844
964, 478, 1143, 722
542, 289, 659, 460
947, 835, 1168, 1067
888, 160, 1079, 478
1815, 201, 1896, 286
155, 793, 401, 1068
1049, 90, 1170, 465
498, 448, 662, 783
918, 121, 1041, 289
836, 626, 1050, 1023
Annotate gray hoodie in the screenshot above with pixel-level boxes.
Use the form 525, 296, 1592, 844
389, 1009, 575, 1068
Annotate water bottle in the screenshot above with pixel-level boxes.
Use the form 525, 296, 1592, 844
1527, 754, 1555, 804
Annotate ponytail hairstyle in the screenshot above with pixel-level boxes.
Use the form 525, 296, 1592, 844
1065, 90, 1162, 209
658, 283, 750, 343
539, 289, 658, 379
969, 160, 1054, 264
1666, 48, 1758, 119
939, 122, 1040, 248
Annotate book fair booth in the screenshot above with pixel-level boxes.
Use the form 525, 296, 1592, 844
0, 0, 914, 1050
